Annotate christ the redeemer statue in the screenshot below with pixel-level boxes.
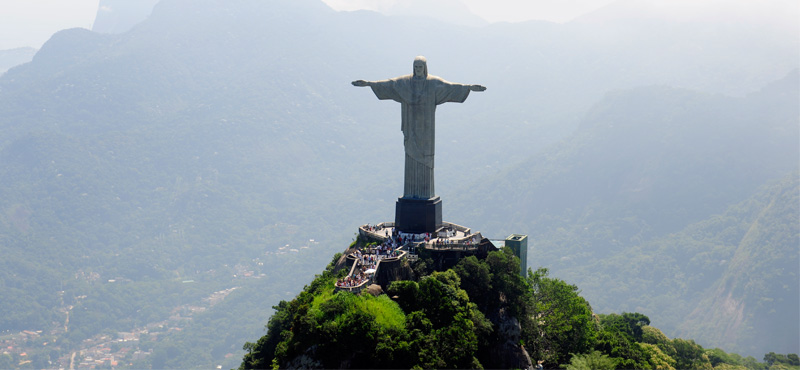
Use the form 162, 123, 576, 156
353, 56, 485, 233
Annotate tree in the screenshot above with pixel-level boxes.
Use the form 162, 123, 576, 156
562, 350, 616, 370
765, 353, 781, 366
453, 255, 493, 310
593, 326, 651, 369
405, 311, 439, 368
598, 312, 650, 342
741, 356, 769, 370
486, 248, 530, 317
788, 354, 800, 366
435, 312, 479, 369
642, 325, 671, 345
672, 338, 712, 370
398, 279, 481, 369
524, 268, 597, 366
240, 300, 291, 370
418, 272, 468, 329
640, 343, 677, 370
386, 280, 420, 313
764, 352, 800, 368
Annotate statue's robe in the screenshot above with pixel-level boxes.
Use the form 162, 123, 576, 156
369, 74, 472, 199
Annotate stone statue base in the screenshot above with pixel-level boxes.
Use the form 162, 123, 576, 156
395, 196, 442, 234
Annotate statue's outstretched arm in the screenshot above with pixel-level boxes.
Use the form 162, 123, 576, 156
469, 84, 486, 92
352, 80, 372, 87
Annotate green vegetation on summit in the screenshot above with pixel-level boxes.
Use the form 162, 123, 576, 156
241, 241, 798, 369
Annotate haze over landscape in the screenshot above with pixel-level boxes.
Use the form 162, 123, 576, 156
0, 0, 797, 368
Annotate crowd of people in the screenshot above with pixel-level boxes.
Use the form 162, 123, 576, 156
363, 224, 386, 234
372, 239, 401, 258
336, 234, 410, 290
360, 224, 482, 251
430, 234, 481, 248
395, 231, 432, 243
335, 271, 369, 288
352, 248, 379, 271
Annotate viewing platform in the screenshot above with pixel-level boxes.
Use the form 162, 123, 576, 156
357, 221, 484, 250
334, 240, 407, 294
335, 221, 490, 292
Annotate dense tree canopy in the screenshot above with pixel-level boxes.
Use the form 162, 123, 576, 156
241, 240, 796, 369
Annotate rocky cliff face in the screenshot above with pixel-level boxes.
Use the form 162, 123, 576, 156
374, 258, 416, 290
489, 309, 534, 369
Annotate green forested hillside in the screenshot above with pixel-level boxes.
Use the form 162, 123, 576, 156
0, 0, 796, 367
560, 173, 800, 358
241, 242, 798, 370
678, 174, 799, 354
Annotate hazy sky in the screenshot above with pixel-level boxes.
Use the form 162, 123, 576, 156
0, 0, 100, 50
0, 0, 615, 50
320, 0, 617, 23
0, 0, 795, 50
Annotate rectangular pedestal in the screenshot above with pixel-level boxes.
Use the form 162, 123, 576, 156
395, 196, 442, 234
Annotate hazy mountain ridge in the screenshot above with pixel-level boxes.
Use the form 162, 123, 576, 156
458, 71, 798, 232
92, 0, 161, 34
578, 173, 799, 357
452, 72, 798, 356
680, 173, 799, 354
0, 47, 36, 75
0, 0, 796, 366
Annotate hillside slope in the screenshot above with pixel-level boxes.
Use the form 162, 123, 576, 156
679, 174, 799, 354
453, 73, 799, 356
241, 241, 795, 369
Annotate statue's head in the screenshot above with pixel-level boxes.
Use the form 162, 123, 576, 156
413, 56, 428, 78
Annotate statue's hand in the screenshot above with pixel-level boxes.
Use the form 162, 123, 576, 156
470, 84, 486, 92
352, 80, 370, 87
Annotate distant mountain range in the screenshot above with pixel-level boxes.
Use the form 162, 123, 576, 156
0, 0, 795, 366
453, 71, 798, 355
92, 0, 161, 34
0, 47, 36, 75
